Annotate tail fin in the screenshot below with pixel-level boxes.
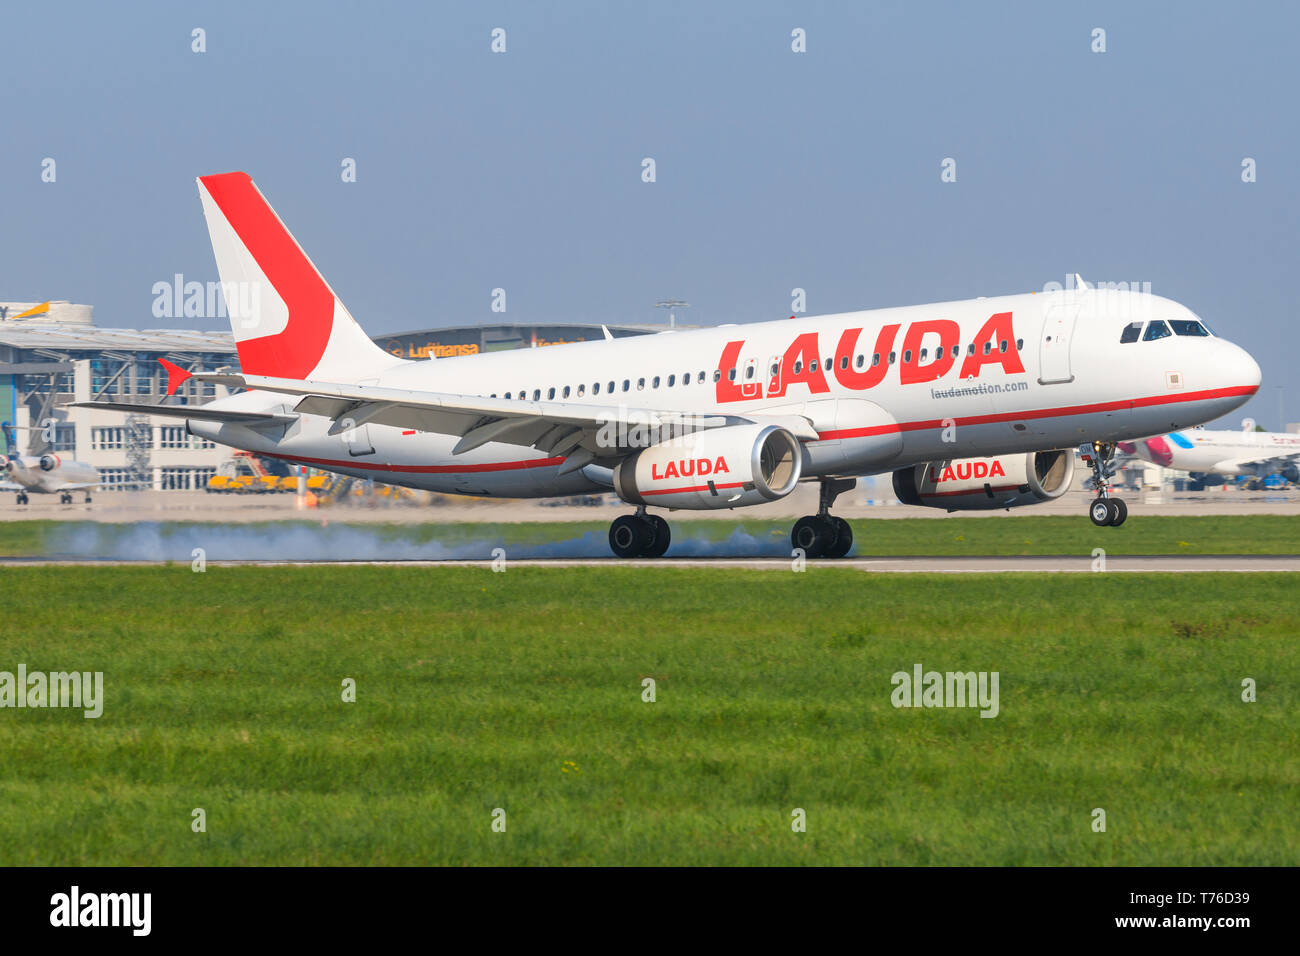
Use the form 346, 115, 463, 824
196, 172, 403, 381
1, 422, 15, 457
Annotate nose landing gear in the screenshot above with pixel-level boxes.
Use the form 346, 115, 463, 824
790, 478, 856, 558
1081, 441, 1128, 527
608, 506, 671, 558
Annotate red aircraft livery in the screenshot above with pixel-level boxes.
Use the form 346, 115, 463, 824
650, 457, 730, 481
715, 312, 1025, 404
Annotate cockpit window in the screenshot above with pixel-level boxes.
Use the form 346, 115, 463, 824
1120, 322, 1142, 344
1170, 319, 1210, 337
1143, 320, 1172, 341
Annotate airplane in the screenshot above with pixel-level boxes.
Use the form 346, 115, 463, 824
1, 422, 103, 505
71, 172, 1262, 557
1119, 419, 1300, 486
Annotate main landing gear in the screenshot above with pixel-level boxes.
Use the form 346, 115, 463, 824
1081, 441, 1128, 527
791, 478, 856, 559
60, 492, 74, 505
608, 506, 671, 558
15, 492, 28, 505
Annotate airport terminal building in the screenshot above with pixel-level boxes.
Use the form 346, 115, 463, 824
0, 301, 658, 490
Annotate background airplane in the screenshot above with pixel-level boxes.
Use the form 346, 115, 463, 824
1, 421, 113, 504
1119, 419, 1300, 487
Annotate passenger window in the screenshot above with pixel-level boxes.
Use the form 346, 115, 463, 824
1016, 338, 1023, 350
999, 340, 1007, 353
608, 381, 615, 393
504, 392, 511, 399
744, 366, 754, 379
968, 343, 975, 356
668, 374, 676, 386
810, 360, 818, 372
1143, 320, 1172, 341
824, 357, 832, 370
533, 389, 541, 401
577, 384, 584, 397
903, 350, 912, 364
593, 382, 600, 395
920, 348, 928, 362
712, 370, 721, 383
622, 380, 630, 392
728, 368, 737, 381
548, 387, 556, 400
982, 342, 992, 355
770, 363, 779, 377
637, 378, 645, 390
855, 354, 864, 368
1170, 319, 1210, 337
563, 386, 570, 398
872, 353, 880, 367
1119, 322, 1142, 344
794, 361, 803, 374
652, 376, 660, 388
888, 351, 896, 364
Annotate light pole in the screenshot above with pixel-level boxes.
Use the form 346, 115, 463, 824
655, 299, 689, 329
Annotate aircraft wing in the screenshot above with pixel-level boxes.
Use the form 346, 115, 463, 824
66, 401, 298, 427
187, 371, 820, 471
0, 481, 23, 491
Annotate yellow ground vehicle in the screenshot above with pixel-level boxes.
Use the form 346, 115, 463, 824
206, 452, 330, 493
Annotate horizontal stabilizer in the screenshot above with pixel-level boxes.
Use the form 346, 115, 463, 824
67, 401, 297, 426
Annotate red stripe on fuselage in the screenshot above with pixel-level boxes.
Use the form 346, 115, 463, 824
264, 453, 566, 474
814, 384, 1258, 441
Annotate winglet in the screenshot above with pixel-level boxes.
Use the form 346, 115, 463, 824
159, 358, 193, 396
601, 325, 613, 342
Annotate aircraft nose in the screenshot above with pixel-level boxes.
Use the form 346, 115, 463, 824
1213, 340, 1261, 395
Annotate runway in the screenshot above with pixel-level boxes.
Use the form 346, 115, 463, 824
3, 554, 1298, 572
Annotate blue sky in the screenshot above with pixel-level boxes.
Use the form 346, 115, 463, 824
2, 0, 1296, 426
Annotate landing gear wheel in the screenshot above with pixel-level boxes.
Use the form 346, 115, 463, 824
84, 495, 92, 504
1088, 498, 1112, 527
792, 515, 836, 558
644, 514, 671, 558
609, 514, 652, 558
826, 517, 853, 558
60, 493, 72, 504
1108, 497, 1127, 526
16, 493, 28, 505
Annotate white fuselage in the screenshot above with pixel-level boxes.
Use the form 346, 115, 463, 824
188, 288, 1260, 498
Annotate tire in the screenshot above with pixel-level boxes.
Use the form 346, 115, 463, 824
1088, 498, 1112, 527
791, 515, 833, 558
1108, 497, 1127, 526
826, 517, 853, 558
609, 515, 652, 558
644, 515, 671, 558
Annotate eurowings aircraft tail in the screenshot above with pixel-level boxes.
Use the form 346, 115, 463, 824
196, 172, 403, 383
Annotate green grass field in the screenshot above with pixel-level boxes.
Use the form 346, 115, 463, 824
2, 513, 1299, 559
0, 566, 1296, 865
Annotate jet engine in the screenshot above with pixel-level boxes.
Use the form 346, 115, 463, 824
39, 455, 60, 472
893, 449, 1074, 511
613, 423, 802, 510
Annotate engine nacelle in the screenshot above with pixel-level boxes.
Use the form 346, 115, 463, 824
893, 450, 1074, 511
614, 423, 802, 510
39, 454, 60, 472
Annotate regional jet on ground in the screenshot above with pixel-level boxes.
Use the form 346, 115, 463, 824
2, 422, 103, 505
1120, 420, 1299, 485
71, 172, 1262, 556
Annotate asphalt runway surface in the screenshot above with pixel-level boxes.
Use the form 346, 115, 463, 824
4, 555, 1298, 572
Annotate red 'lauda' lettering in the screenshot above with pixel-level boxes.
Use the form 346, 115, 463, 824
928, 458, 1006, 484
833, 324, 900, 390
899, 319, 960, 385
651, 457, 729, 481
958, 312, 1025, 378
767, 332, 830, 399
